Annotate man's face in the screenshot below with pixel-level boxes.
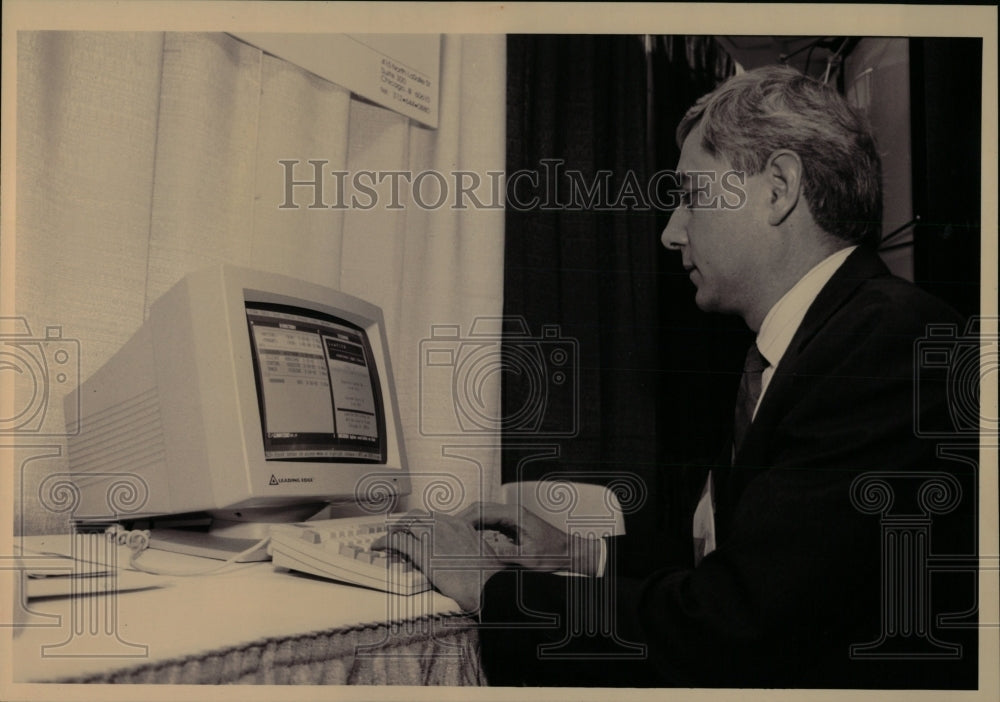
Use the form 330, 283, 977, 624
661, 126, 769, 320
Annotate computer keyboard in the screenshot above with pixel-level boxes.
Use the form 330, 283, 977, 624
268, 516, 432, 595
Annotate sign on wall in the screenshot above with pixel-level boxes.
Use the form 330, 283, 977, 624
232, 33, 441, 127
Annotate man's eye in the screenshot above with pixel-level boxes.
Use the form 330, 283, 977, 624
682, 190, 703, 206
686, 188, 710, 208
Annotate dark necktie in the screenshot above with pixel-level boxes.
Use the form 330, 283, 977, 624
733, 343, 769, 457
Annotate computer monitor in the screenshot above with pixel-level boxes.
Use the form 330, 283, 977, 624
65, 266, 410, 556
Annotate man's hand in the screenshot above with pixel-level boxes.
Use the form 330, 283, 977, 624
370, 503, 605, 610
458, 502, 604, 577
370, 511, 503, 612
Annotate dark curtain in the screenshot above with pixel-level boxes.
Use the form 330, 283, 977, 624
909, 37, 982, 319
502, 35, 736, 542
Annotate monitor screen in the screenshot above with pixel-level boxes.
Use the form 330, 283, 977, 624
245, 303, 386, 463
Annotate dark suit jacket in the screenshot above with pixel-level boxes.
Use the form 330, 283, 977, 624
480, 248, 978, 688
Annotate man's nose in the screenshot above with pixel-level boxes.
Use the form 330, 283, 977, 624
661, 208, 688, 250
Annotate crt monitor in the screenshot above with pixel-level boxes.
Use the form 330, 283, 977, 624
65, 265, 410, 551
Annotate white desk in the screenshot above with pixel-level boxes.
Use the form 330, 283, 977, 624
11, 534, 483, 684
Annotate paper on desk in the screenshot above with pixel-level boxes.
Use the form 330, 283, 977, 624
17, 534, 122, 566
16, 535, 115, 576
14, 535, 174, 599
25, 570, 170, 599
20, 554, 109, 578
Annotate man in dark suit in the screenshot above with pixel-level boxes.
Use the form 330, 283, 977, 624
378, 65, 978, 688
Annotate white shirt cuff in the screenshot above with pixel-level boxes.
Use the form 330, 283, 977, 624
595, 537, 607, 577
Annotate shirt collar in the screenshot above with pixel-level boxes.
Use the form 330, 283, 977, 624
756, 246, 857, 370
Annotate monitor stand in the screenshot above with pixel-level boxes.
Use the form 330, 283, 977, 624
145, 504, 327, 562
146, 529, 273, 562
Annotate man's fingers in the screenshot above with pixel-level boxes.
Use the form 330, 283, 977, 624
369, 526, 431, 567
459, 501, 522, 529
457, 501, 486, 521
372, 516, 424, 550
386, 530, 431, 567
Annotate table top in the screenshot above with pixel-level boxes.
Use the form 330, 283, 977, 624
11, 534, 464, 682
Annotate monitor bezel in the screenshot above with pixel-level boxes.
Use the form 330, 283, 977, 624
159, 266, 411, 516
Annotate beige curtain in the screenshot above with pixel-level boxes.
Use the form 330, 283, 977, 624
14, 32, 505, 535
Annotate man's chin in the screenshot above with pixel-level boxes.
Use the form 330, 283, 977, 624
693, 288, 716, 312
693, 290, 738, 319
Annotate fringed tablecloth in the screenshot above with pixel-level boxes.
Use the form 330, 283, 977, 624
61, 614, 486, 685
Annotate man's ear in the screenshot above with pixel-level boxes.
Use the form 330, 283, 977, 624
764, 150, 803, 226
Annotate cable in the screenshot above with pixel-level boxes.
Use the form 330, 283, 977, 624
823, 37, 853, 85
804, 42, 819, 78
781, 37, 825, 65
105, 525, 270, 577
880, 215, 921, 247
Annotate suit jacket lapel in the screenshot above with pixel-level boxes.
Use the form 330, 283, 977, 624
776, 248, 890, 365
741, 248, 891, 459
715, 248, 892, 536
